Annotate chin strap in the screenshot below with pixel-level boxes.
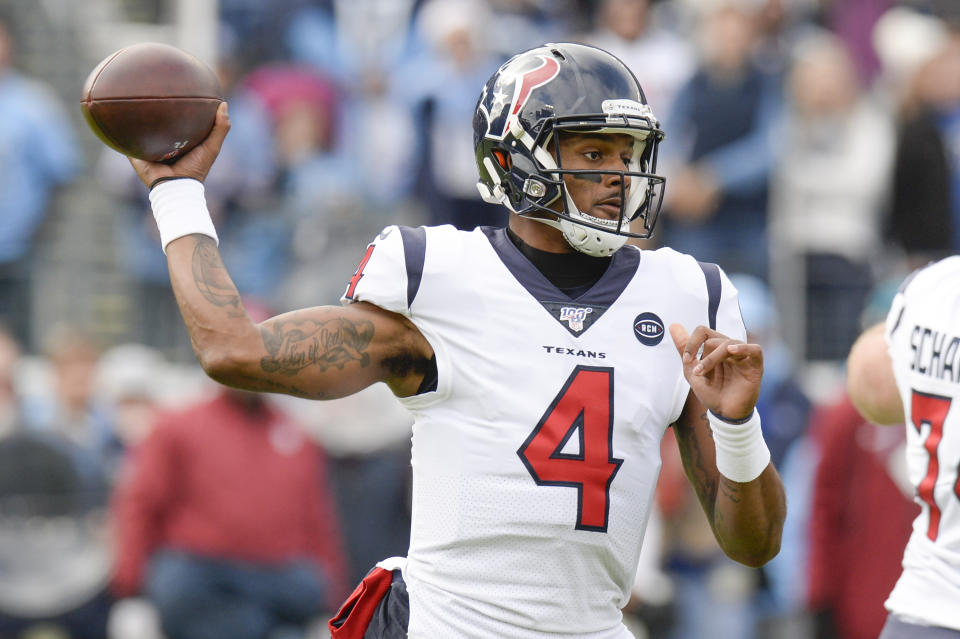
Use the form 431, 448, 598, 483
530, 212, 627, 258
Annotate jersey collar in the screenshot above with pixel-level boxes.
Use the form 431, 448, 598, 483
482, 226, 641, 336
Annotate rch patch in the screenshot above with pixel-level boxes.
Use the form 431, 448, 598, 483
633, 312, 665, 346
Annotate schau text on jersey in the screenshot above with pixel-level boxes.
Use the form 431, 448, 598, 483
910, 325, 960, 384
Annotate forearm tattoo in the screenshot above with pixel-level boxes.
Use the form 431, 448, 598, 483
192, 236, 242, 313
719, 476, 741, 504
259, 317, 374, 375
676, 411, 718, 516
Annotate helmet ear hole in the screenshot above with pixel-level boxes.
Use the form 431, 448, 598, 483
493, 149, 511, 170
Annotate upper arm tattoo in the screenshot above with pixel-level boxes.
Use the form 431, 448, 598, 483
259, 316, 375, 375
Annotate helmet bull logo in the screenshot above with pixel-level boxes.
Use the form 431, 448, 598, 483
482, 54, 560, 140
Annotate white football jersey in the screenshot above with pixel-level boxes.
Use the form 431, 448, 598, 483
884, 256, 960, 630
342, 225, 746, 638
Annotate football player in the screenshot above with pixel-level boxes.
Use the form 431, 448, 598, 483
125, 43, 785, 639
847, 257, 960, 639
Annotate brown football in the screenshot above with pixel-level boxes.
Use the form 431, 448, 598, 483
81, 42, 223, 163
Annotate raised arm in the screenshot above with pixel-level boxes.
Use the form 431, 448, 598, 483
669, 324, 785, 567
846, 322, 904, 425
127, 103, 434, 400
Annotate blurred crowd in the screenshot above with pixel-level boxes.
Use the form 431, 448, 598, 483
0, 0, 959, 637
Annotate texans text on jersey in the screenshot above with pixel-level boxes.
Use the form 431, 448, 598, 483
542, 346, 607, 358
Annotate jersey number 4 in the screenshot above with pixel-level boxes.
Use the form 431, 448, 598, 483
911, 389, 959, 541
518, 366, 623, 532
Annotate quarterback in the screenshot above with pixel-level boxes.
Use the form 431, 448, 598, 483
124, 43, 785, 638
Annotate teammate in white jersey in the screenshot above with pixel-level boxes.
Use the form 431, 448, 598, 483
847, 256, 960, 638
120, 43, 785, 638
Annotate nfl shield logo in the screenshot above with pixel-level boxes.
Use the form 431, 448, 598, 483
559, 307, 593, 333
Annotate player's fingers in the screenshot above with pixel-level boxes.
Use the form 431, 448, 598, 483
669, 324, 689, 360
726, 342, 763, 361
200, 101, 231, 152
671, 324, 714, 370
685, 326, 733, 365
165, 102, 230, 183
693, 341, 762, 375
692, 338, 741, 375
681, 325, 711, 361
128, 156, 170, 189
691, 342, 730, 375
727, 343, 764, 373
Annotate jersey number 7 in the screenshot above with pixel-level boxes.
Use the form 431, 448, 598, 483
911, 389, 959, 541
518, 366, 623, 532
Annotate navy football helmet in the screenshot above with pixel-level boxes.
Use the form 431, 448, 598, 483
473, 43, 666, 256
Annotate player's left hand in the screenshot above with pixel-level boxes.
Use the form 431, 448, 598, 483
669, 324, 762, 420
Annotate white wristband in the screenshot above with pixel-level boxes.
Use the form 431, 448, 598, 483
148, 178, 218, 254
707, 409, 770, 483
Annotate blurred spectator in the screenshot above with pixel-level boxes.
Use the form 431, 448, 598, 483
871, 5, 950, 109
823, 0, 892, 83
240, 63, 350, 222
327, 444, 413, 588
284, 2, 422, 203
658, 0, 783, 280
0, 323, 25, 438
728, 274, 813, 636
281, 3, 429, 313
218, 0, 318, 71
806, 395, 917, 639
0, 330, 114, 639
237, 63, 393, 310
483, 0, 574, 59
750, 0, 823, 75
95, 343, 169, 480
285, 1, 419, 84
0, 429, 113, 639
395, 0, 507, 230
886, 23, 960, 268
22, 325, 123, 484
110, 385, 348, 639
728, 274, 811, 487
769, 30, 894, 362
279, 383, 414, 587
0, 13, 79, 350
240, 65, 341, 191
584, 0, 696, 120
